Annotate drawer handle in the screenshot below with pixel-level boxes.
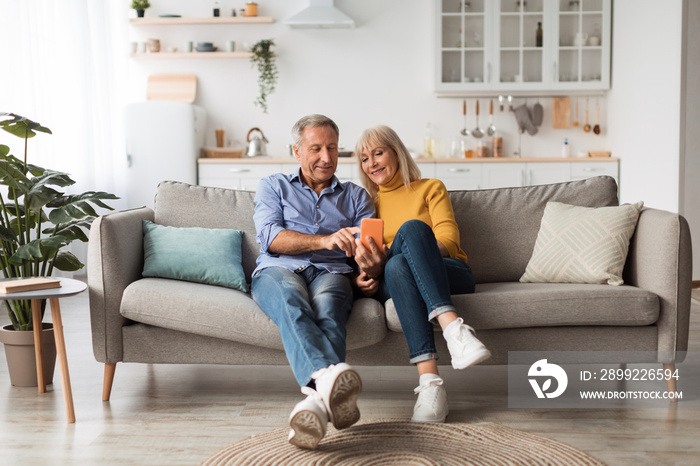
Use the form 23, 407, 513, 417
582, 168, 601, 172
448, 168, 471, 173
228, 168, 251, 173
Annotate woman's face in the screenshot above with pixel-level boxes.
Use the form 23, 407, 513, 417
360, 143, 399, 186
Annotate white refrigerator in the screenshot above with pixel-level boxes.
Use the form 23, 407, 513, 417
125, 102, 207, 209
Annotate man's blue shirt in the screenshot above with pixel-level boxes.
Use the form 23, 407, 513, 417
253, 169, 375, 276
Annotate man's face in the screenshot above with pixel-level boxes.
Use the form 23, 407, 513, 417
293, 125, 339, 191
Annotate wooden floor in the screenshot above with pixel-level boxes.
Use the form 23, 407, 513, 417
1, 287, 699, 465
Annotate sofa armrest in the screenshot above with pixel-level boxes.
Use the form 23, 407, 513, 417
88, 207, 155, 363
624, 207, 692, 358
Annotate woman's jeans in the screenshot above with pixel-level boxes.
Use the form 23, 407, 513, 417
375, 220, 475, 364
251, 266, 353, 387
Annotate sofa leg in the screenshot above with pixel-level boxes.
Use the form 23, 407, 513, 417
103, 363, 117, 402
663, 363, 678, 403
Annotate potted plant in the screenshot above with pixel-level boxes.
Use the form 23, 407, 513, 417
250, 39, 278, 114
131, 0, 150, 18
0, 113, 118, 386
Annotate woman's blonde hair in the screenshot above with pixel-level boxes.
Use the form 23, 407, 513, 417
355, 125, 421, 199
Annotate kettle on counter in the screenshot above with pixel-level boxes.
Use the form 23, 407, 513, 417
246, 127, 269, 157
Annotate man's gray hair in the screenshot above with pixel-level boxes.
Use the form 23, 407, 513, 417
292, 114, 339, 149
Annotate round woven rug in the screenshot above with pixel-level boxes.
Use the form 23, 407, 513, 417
202, 420, 604, 465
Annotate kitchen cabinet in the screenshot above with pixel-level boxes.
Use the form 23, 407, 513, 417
481, 162, 526, 188
435, 0, 611, 93
198, 160, 362, 191
435, 163, 482, 190
197, 158, 618, 192
198, 161, 285, 191
480, 159, 617, 189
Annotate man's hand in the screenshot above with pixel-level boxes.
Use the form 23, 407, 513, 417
354, 271, 379, 297
354, 236, 387, 279
322, 226, 361, 257
269, 226, 360, 256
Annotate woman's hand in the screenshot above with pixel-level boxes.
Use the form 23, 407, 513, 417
354, 271, 379, 297
354, 236, 387, 279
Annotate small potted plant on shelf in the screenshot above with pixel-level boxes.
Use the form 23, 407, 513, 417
250, 39, 278, 114
0, 113, 118, 386
131, 0, 151, 18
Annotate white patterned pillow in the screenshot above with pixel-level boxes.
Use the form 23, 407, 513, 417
520, 201, 643, 286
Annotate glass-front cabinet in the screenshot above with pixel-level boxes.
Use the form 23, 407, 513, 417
439, 0, 492, 91
552, 0, 610, 90
435, 0, 611, 93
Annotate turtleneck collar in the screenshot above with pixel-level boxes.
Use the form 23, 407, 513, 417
377, 171, 406, 193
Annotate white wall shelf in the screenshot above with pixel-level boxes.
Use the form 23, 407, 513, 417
131, 52, 253, 59
129, 16, 274, 26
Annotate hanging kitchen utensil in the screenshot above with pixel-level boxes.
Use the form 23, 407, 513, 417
487, 99, 496, 136
514, 104, 538, 136
593, 98, 601, 135
572, 97, 580, 127
532, 97, 543, 127
583, 98, 592, 132
552, 97, 571, 129
498, 95, 505, 112
460, 100, 470, 136
246, 127, 269, 156
472, 100, 484, 138
507, 95, 514, 112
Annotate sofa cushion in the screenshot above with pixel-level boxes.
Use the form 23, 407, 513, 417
520, 201, 643, 285
120, 278, 387, 351
384, 282, 659, 333
154, 181, 259, 282
449, 176, 619, 284
142, 220, 248, 292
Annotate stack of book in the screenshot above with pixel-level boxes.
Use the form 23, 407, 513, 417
0, 277, 62, 294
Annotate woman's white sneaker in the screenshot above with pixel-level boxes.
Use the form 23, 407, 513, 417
288, 386, 328, 450
411, 377, 448, 423
444, 318, 491, 370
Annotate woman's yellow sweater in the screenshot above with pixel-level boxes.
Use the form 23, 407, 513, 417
375, 174, 468, 263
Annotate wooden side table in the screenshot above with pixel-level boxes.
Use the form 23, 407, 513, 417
1, 278, 87, 423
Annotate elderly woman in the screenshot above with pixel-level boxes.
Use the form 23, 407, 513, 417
353, 125, 490, 423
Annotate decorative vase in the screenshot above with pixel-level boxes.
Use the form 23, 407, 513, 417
136, 9, 145, 18
0, 323, 56, 387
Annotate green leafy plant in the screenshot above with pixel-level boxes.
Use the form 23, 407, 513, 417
131, 0, 150, 10
250, 39, 278, 114
0, 113, 118, 331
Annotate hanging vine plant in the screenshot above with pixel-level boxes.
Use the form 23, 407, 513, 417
250, 39, 278, 114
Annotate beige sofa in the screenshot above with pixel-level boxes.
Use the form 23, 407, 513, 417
87, 176, 692, 401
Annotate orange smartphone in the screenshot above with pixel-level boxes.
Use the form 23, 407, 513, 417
360, 218, 384, 251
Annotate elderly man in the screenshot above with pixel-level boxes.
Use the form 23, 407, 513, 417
251, 114, 375, 449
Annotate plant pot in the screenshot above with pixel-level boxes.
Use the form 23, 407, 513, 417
136, 9, 145, 17
0, 323, 56, 387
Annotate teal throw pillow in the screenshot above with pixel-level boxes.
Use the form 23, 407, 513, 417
142, 221, 248, 292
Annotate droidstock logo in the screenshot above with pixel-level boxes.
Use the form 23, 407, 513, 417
528, 359, 568, 399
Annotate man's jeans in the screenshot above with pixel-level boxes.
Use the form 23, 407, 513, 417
251, 266, 353, 386
375, 220, 475, 364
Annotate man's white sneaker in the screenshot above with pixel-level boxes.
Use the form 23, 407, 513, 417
288, 386, 328, 450
312, 363, 362, 430
411, 378, 448, 423
444, 318, 491, 370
